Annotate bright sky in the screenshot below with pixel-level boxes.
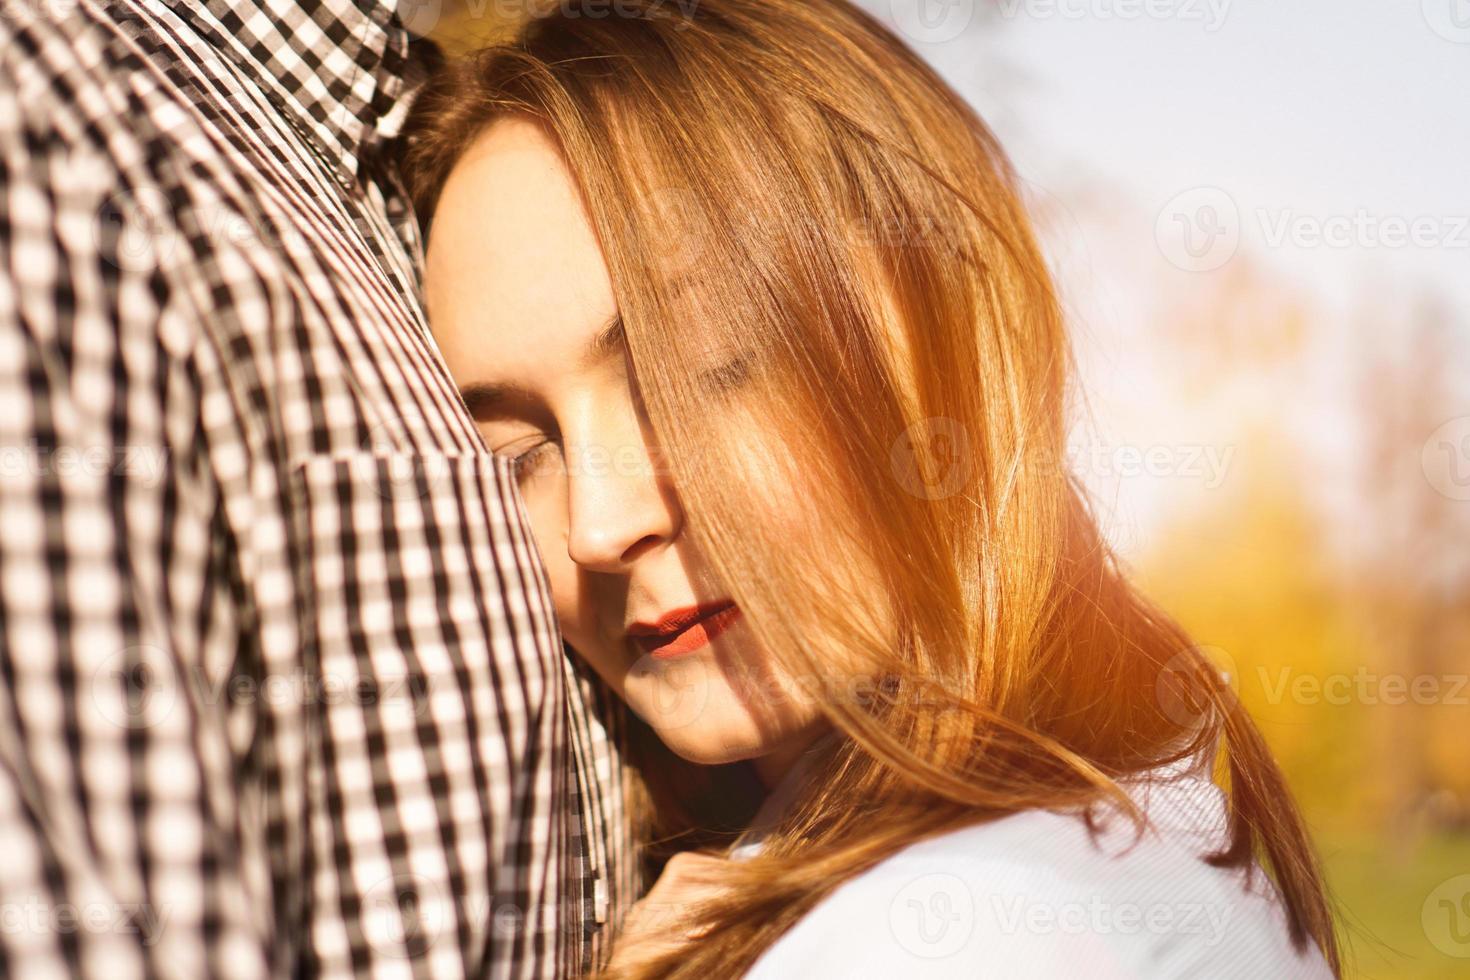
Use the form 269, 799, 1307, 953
865, 0, 1470, 311
859, 0, 1470, 558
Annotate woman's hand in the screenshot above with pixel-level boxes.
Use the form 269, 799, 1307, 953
604, 851, 735, 975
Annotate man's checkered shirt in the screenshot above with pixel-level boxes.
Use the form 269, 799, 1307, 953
0, 0, 639, 975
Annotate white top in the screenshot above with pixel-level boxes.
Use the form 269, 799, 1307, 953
730, 758, 1335, 979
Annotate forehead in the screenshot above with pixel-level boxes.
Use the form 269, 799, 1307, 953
424, 115, 616, 383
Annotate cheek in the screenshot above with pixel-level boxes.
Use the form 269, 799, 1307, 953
520, 487, 629, 684
518, 490, 579, 632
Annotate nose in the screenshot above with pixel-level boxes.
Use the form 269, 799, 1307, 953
563, 394, 683, 573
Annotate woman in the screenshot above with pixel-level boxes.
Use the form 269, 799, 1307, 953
402, 0, 1340, 976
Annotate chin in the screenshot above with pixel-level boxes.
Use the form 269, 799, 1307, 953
620, 660, 828, 767
647, 719, 775, 768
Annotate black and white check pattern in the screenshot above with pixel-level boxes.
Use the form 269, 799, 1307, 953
0, 0, 636, 976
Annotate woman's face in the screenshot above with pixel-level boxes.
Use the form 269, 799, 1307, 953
425, 117, 826, 776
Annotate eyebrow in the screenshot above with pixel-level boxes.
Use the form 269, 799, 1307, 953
581, 312, 626, 371
458, 313, 625, 422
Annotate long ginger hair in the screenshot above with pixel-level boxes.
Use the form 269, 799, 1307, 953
402, 1, 1341, 975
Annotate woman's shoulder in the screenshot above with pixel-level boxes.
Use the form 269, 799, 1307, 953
744, 774, 1335, 979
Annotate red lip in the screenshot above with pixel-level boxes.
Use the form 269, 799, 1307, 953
627, 601, 742, 659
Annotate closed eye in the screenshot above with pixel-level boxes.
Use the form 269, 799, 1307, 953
502, 439, 560, 482
700, 351, 757, 393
